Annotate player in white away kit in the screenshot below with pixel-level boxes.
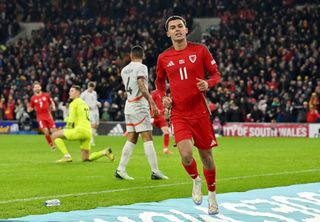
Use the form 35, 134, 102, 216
115, 45, 168, 180
80, 82, 101, 146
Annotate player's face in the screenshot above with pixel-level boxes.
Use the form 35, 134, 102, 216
69, 88, 79, 99
88, 86, 94, 92
33, 84, 41, 94
166, 19, 188, 42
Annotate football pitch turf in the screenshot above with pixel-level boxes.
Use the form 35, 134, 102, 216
0, 135, 319, 219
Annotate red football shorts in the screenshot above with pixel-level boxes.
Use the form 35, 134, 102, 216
152, 115, 168, 129
38, 118, 56, 129
171, 116, 218, 150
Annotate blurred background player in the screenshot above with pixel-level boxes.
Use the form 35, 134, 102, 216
80, 81, 101, 146
150, 89, 172, 154
51, 85, 114, 163
115, 45, 168, 180
156, 16, 221, 215
28, 81, 56, 150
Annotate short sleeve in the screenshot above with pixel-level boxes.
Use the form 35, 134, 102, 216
137, 65, 148, 79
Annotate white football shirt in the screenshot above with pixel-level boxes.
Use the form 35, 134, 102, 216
121, 62, 149, 114
80, 89, 99, 112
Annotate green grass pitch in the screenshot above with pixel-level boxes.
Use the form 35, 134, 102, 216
0, 135, 319, 219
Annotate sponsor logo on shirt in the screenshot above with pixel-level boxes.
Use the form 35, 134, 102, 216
179, 59, 185, 64
167, 61, 175, 67
189, 55, 197, 63
211, 59, 216, 65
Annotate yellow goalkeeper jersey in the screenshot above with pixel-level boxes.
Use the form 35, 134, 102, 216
68, 98, 91, 130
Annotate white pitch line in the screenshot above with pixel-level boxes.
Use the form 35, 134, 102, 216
1, 168, 320, 204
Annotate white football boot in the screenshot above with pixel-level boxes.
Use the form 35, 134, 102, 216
208, 191, 219, 215
114, 170, 134, 180
192, 176, 203, 205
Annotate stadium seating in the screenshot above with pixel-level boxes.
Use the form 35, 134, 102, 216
0, 0, 319, 123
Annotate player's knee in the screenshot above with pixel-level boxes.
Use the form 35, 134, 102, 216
181, 154, 193, 165
202, 160, 214, 169
140, 131, 152, 142
128, 138, 137, 144
51, 130, 63, 141
127, 133, 138, 144
51, 133, 57, 140
200, 154, 214, 169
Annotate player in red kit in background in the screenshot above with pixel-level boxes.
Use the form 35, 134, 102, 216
156, 16, 221, 215
28, 81, 56, 150
150, 89, 172, 154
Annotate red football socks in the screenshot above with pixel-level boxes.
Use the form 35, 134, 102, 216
203, 167, 216, 192
163, 133, 170, 148
45, 134, 54, 147
182, 158, 199, 179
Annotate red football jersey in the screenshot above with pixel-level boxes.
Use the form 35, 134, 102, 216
151, 90, 164, 116
29, 92, 54, 120
156, 42, 221, 118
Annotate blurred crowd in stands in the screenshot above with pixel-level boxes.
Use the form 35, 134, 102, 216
0, 1, 20, 43
0, 0, 319, 125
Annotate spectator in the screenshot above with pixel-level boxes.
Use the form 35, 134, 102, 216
4, 95, 15, 120
309, 92, 319, 110
101, 101, 111, 121
296, 101, 308, 123
250, 105, 264, 122
307, 106, 320, 123
14, 98, 26, 120
0, 97, 5, 120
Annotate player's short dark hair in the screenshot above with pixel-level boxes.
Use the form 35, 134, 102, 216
130, 45, 144, 59
88, 81, 95, 88
71, 85, 81, 92
32, 81, 41, 87
165, 15, 187, 31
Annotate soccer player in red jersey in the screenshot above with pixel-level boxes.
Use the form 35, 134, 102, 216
156, 16, 221, 215
28, 81, 56, 149
150, 89, 172, 154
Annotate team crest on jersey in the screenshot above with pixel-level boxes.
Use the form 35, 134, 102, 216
189, 55, 197, 63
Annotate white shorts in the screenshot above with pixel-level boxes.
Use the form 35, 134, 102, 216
90, 110, 99, 125
125, 110, 152, 133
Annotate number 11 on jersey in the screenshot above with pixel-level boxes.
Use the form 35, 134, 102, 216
179, 67, 188, 80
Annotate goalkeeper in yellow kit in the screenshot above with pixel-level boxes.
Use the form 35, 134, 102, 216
51, 85, 114, 163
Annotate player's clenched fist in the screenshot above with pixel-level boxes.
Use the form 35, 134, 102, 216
162, 96, 172, 109
150, 102, 160, 117
196, 78, 209, 92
